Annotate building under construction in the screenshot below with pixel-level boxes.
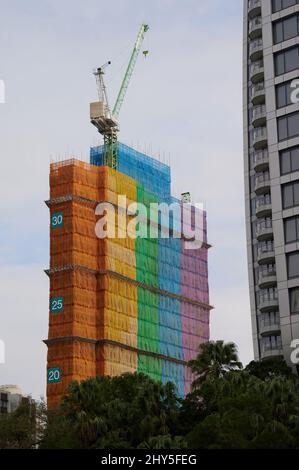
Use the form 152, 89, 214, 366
44, 24, 212, 409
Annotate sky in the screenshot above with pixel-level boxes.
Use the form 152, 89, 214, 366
0, 0, 252, 399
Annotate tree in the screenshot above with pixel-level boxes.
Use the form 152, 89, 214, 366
186, 368, 299, 449
41, 373, 182, 449
188, 341, 242, 388
0, 398, 37, 449
245, 358, 294, 381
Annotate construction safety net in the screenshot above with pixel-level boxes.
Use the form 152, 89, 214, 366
46, 145, 210, 408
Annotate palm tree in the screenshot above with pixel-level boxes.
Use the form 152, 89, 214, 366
188, 340, 242, 388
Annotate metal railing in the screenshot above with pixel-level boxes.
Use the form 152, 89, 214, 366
248, 0, 261, 10
249, 16, 262, 34
250, 38, 263, 56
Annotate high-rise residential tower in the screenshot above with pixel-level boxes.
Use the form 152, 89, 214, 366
243, 0, 299, 370
45, 144, 211, 408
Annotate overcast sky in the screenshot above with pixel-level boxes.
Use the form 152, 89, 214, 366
0, 0, 252, 399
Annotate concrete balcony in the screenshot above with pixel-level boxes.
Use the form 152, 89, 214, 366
248, 0, 261, 18
249, 16, 262, 39
259, 298, 279, 312
259, 323, 281, 336
257, 249, 275, 264
252, 83, 265, 105
252, 105, 266, 127
249, 38, 263, 61
250, 60, 264, 83
253, 149, 269, 172
256, 200, 272, 217
258, 272, 277, 288
256, 223, 273, 241
261, 347, 283, 359
255, 177, 270, 195
253, 127, 267, 149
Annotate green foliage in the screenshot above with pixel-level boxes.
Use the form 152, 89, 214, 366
0, 398, 37, 449
41, 372, 181, 449
188, 340, 242, 388
245, 357, 294, 380
2, 341, 299, 449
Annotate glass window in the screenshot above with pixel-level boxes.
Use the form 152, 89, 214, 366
274, 21, 284, 44
280, 147, 299, 174
280, 149, 291, 174
275, 51, 286, 75
285, 16, 298, 41
285, 47, 299, 71
272, 0, 282, 12
290, 287, 299, 314
276, 81, 293, 108
276, 83, 287, 108
292, 147, 299, 171
275, 46, 299, 75
282, 183, 294, 208
285, 217, 297, 243
278, 112, 299, 141
278, 116, 288, 140
273, 15, 299, 44
273, 0, 299, 13
294, 181, 299, 205
287, 251, 299, 278
288, 113, 299, 138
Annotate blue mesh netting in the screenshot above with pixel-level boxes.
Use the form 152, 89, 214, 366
162, 360, 184, 398
90, 142, 171, 200
158, 238, 181, 294
159, 296, 183, 360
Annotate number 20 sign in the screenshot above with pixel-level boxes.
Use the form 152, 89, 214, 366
50, 297, 64, 313
48, 367, 61, 384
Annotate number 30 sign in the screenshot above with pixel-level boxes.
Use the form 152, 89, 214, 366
51, 212, 64, 229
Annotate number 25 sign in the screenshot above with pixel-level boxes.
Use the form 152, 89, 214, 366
50, 297, 64, 313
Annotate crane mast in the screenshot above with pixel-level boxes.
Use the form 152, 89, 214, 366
90, 23, 149, 169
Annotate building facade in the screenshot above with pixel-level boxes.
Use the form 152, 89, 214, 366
0, 385, 25, 413
45, 144, 211, 408
243, 0, 299, 369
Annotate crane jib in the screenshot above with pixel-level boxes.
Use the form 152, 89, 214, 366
112, 23, 149, 119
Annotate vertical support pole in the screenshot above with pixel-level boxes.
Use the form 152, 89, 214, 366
104, 132, 118, 169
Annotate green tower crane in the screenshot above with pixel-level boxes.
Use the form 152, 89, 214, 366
90, 23, 149, 169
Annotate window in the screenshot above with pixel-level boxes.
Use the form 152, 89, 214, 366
284, 215, 299, 242
280, 146, 299, 174
275, 46, 299, 76
276, 80, 294, 108
272, 0, 299, 13
278, 112, 299, 141
0, 393, 8, 415
259, 311, 280, 328
282, 181, 299, 208
260, 335, 282, 353
258, 240, 274, 255
259, 263, 276, 277
290, 287, 299, 313
287, 251, 299, 278
273, 15, 299, 44
259, 287, 278, 303
256, 217, 272, 232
